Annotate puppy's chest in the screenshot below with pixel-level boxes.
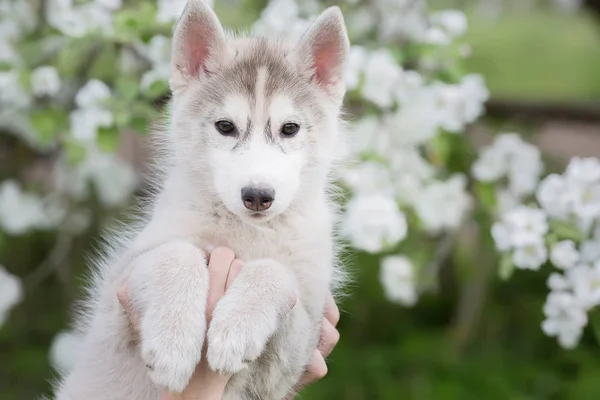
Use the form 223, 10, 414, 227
192, 217, 333, 279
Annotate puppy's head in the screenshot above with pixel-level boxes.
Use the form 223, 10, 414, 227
166, 0, 349, 222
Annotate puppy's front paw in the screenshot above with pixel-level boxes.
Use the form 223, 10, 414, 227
129, 241, 210, 392
141, 325, 203, 393
206, 303, 274, 374
206, 259, 296, 374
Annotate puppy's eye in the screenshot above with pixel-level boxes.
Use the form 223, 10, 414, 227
281, 123, 300, 137
215, 120, 236, 135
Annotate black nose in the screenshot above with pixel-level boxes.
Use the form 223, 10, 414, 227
241, 187, 275, 211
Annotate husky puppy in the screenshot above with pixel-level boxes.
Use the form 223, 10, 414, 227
53, 1, 349, 399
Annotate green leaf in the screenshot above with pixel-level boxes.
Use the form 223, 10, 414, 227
88, 44, 118, 81
427, 131, 451, 167
57, 39, 94, 77
548, 219, 585, 243
97, 126, 119, 153
475, 182, 497, 212
130, 115, 148, 133
64, 140, 87, 165
115, 75, 139, 101
544, 232, 559, 249
113, 110, 132, 127
30, 109, 67, 143
143, 79, 169, 100
498, 252, 515, 281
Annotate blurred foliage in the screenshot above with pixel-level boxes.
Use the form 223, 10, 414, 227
465, 8, 600, 101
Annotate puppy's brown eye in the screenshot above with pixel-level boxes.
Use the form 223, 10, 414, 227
215, 120, 236, 135
281, 123, 300, 137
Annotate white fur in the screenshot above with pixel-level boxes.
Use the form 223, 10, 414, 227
53, 2, 350, 399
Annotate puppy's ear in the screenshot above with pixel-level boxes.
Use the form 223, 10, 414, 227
294, 7, 350, 103
169, 0, 227, 92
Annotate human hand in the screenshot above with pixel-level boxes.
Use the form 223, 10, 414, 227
285, 293, 340, 399
118, 246, 244, 400
118, 246, 340, 399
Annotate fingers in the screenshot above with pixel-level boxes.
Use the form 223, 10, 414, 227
117, 282, 140, 332
206, 247, 236, 318
225, 259, 244, 290
294, 294, 341, 394
317, 318, 340, 358
324, 293, 339, 327
298, 350, 327, 388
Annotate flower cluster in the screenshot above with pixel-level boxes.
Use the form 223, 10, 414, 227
491, 157, 600, 348
472, 133, 543, 214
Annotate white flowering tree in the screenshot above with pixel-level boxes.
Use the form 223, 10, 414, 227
1, 0, 599, 397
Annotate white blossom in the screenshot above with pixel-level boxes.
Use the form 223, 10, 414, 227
536, 174, 569, 219
346, 7, 376, 39
380, 255, 418, 306
88, 155, 139, 208
422, 27, 451, 46
580, 238, 600, 263
394, 70, 424, 105
362, 49, 402, 108
69, 108, 113, 142
472, 145, 508, 182
342, 194, 408, 253
342, 162, 393, 196
0, 180, 62, 235
496, 189, 521, 215
136, 35, 171, 67
536, 157, 600, 226
550, 240, 580, 270
94, 0, 123, 11
0, 70, 30, 109
46, 0, 114, 38
31, 66, 61, 97
388, 147, 435, 183
75, 79, 111, 109
473, 133, 543, 201
49, 330, 83, 373
542, 291, 587, 349
491, 205, 548, 251
252, 0, 302, 38
156, 0, 213, 24
565, 157, 600, 185
569, 263, 600, 309
376, 0, 428, 42
345, 46, 367, 91
140, 67, 170, 93
0, 39, 19, 66
513, 240, 548, 270
347, 116, 390, 157
547, 272, 571, 292
430, 10, 467, 38
431, 74, 489, 133
0, 265, 23, 327
413, 175, 471, 234
385, 89, 439, 146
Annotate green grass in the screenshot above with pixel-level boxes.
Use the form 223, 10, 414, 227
464, 9, 600, 101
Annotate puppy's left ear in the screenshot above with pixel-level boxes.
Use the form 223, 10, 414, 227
295, 7, 350, 104
169, 0, 227, 93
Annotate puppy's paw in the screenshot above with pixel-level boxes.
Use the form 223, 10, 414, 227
141, 331, 202, 393
130, 241, 210, 392
206, 258, 297, 374
206, 307, 271, 374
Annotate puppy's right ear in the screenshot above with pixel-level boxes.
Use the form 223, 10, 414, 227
169, 0, 227, 93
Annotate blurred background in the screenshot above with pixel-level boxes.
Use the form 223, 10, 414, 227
1, 0, 600, 399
